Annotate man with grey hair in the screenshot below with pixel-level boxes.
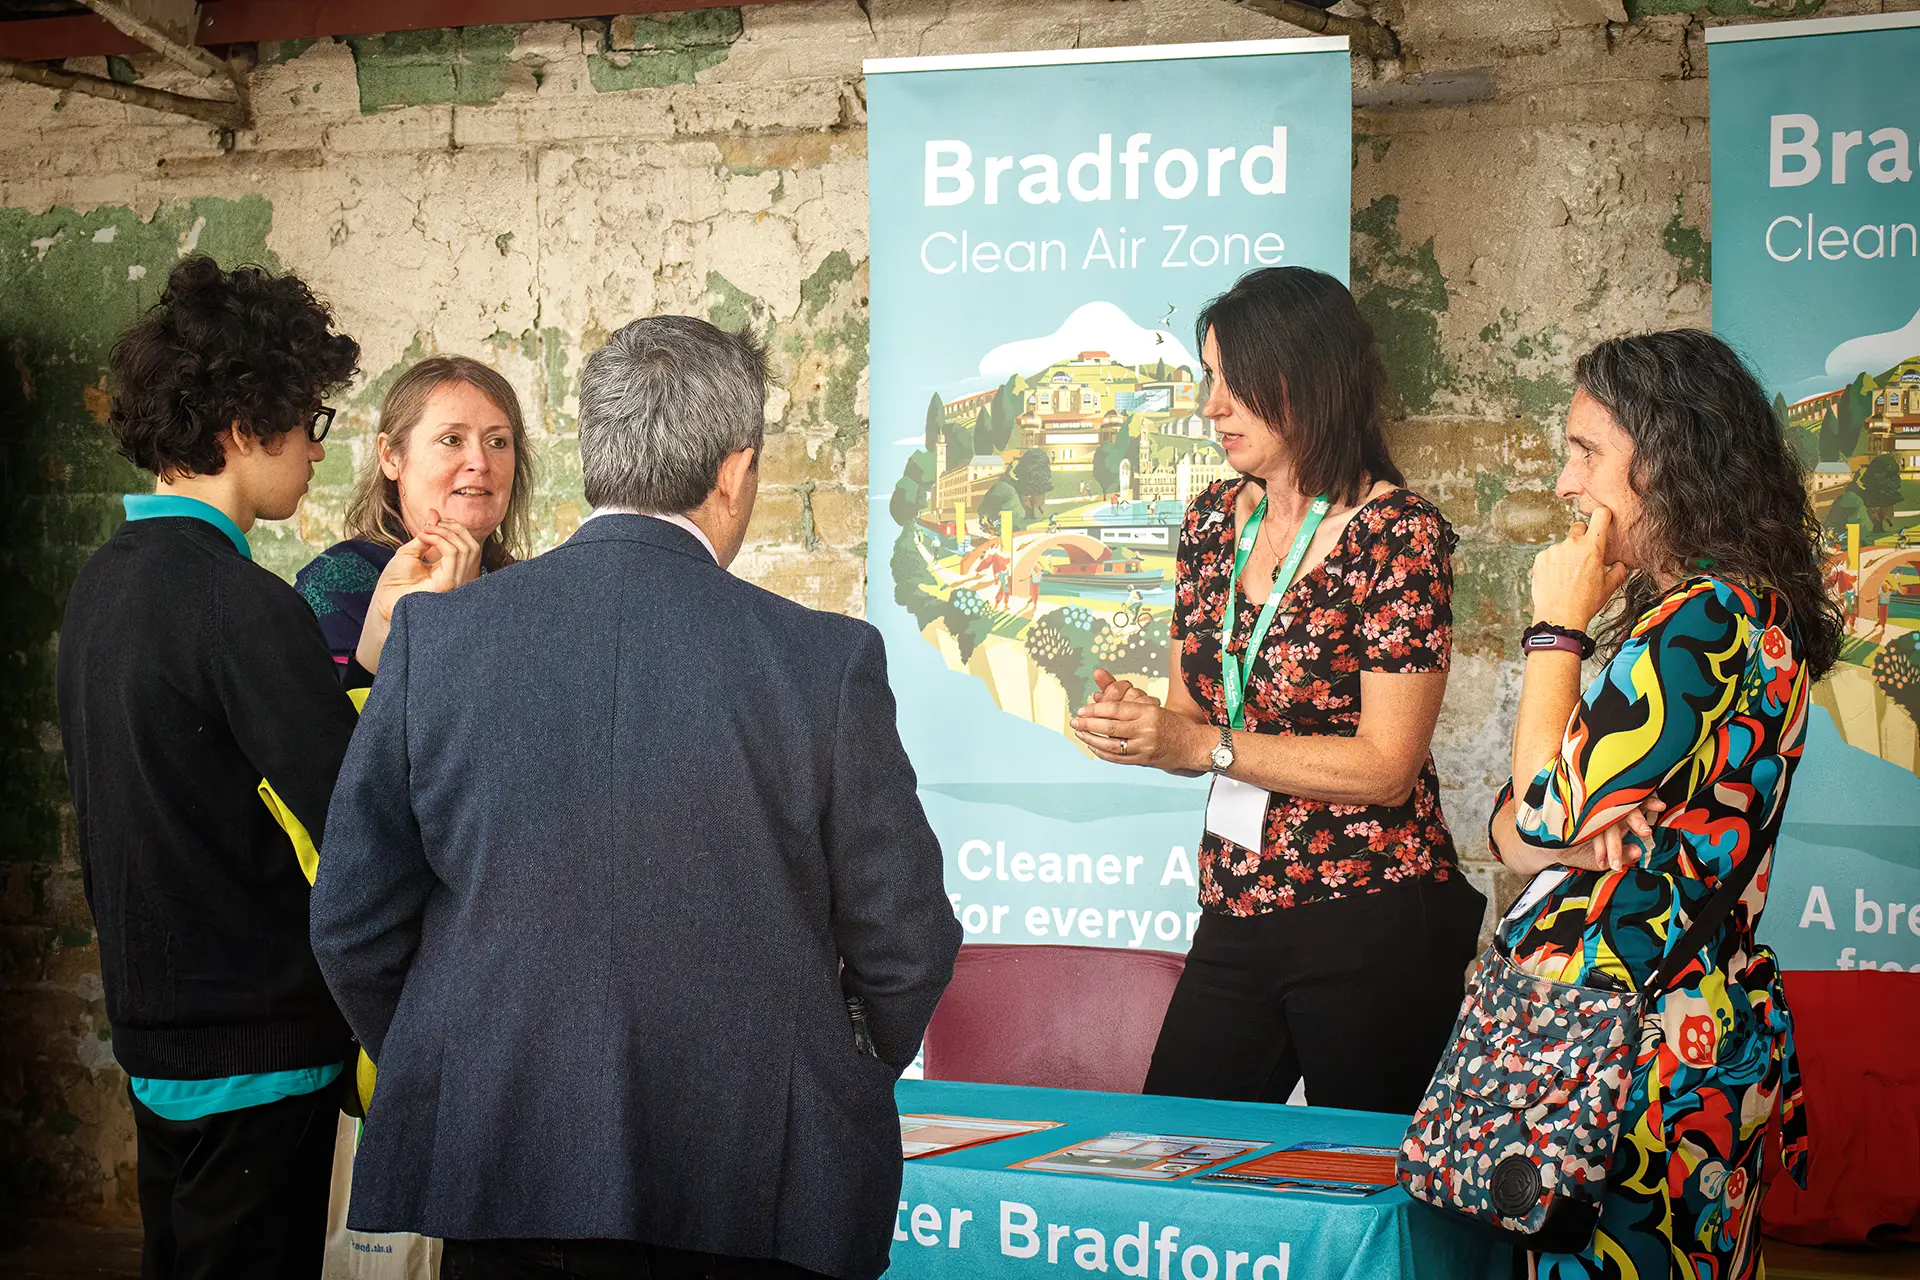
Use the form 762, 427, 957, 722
311, 316, 961, 1280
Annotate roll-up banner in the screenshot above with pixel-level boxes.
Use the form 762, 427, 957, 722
1710, 13, 1920, 974
863, 40, 1353, 952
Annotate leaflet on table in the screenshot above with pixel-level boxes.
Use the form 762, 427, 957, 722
1012, 1131, 1268, 1180
899, 1114, 1064, 1159
1195, 1141, 1400, 1196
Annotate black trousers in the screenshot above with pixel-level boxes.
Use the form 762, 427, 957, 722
1144, 874, 1485, 1114
130, 1083, 338, 1280
443, 1239, 835, 1280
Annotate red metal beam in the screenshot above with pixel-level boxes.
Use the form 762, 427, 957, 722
0, 0, 803, 62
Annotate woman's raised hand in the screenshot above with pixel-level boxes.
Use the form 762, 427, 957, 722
416, 512, 483, 592
370, 512, 482, 623
1531, 505, 1630, 631
356, 513, 485, 676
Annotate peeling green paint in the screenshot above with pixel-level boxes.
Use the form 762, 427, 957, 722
1448, 541, 1539, 657
819, 313, 870, 455
346, 25, 520, 113
1662, 196, 1711, 286
1352, 133, 1392, 170
800, 251, 855, 321
1475, 471, 1508, 515
351, 334, 428, 411
1476, 309, 1577, 424
589, 10, 740, 93
1, 197, 281, 866
480, 326, 578, 434
57, 927, 90, 948
1512, 371, 1575, 423
704, 271, 773, 340
1352, 196, 1453, 416
104, 56, 137, 86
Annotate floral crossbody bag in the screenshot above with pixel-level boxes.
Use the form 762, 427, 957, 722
1395, 851, 1762, 1253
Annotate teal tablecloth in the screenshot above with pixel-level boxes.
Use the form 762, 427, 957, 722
887, 1080, 1511, 1280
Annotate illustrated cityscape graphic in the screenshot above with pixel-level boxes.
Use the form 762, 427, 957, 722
1785, 353, 1920, 774
884, 316, 1225, 745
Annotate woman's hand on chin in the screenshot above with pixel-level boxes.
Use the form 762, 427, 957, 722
1531, 504, 1629, 631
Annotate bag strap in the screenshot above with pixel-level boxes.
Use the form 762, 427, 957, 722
1644, 850, 1764, 998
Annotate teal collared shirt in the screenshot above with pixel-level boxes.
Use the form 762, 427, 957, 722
122, 493, 253, 559
120, 492, 344, 1121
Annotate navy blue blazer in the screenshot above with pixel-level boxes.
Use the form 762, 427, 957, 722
311, 514, 960, 1279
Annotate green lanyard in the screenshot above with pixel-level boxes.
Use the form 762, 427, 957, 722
1222, 493, 1330, 730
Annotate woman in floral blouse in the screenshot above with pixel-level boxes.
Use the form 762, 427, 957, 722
1489, 331, 1839, 1279
1071, 267, 1486, 1113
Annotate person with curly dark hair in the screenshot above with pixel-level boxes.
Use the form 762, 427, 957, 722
55, 255, 363, 1279
1486, 330, 1841, 1279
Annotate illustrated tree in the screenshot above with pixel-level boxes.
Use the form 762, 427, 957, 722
944, 417, 972, 462
1025, 606, 1103, 707
1859, 453, 1904, 533
1791, 422, 1820, 470
1091, 435, 1137, 501
1873, 631, 1920, 725
924, 392, 947, 453
976, 383, 1019, 455
977, 473, 1019, 533
1092, 441, 1120, 499
1011, 448, 1054, 518
1819, 407, 1843, 464
890, 526, 943, 630
1771, 391, 1790, 430
1837, 373, 1872, 458
1826, 485, 1869, 536
888, 448, 936, 526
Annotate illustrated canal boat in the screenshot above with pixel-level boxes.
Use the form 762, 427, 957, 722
1033, 545, 1169, 592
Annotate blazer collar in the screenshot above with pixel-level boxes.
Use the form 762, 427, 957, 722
564, 512, 718, 566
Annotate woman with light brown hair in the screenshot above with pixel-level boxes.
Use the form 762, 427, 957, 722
296, 355, 535, 686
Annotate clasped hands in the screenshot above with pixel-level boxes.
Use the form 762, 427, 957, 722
1070, 669, 1207, 772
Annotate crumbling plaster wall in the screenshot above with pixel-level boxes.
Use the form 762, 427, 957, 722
2, 0, 1903, 1224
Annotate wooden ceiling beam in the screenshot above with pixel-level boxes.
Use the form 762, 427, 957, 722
0, 0, 802, 61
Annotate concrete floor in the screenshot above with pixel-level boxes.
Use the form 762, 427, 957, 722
0, 1220, 1914, 1279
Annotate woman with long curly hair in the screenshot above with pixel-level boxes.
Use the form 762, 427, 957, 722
1489, 329, 1842, 1279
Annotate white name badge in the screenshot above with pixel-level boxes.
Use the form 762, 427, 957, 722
1205, 775, 1270, 850
1504, 867, 1571, 923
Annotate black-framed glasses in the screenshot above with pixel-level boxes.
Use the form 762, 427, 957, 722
307, 404, 337, 443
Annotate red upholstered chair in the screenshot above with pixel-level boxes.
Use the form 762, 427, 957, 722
921, 943, 1186, 1094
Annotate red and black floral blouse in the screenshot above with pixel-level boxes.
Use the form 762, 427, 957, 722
1173, 480, 1461, 915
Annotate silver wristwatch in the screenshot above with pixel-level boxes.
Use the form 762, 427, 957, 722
1208, 726, 1234, 773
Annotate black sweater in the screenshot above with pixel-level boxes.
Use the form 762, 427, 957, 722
56, 516, 359, 1078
